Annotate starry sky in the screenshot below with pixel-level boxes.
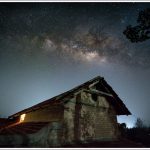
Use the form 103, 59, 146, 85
0, 2, 150, 128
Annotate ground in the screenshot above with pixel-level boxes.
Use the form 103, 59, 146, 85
63, 138, 146, 148
0, 138, 146, 148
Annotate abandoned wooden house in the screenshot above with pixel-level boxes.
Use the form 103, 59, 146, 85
0, 76, 131, 147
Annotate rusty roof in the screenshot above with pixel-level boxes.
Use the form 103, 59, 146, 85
0, 122, 49, 135
9, 76, 131, 118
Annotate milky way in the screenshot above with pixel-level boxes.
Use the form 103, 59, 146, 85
0, 3, 150, 127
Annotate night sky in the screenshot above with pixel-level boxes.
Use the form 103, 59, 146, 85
0, 2, 150, 128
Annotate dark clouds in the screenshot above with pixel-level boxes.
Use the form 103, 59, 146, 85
0, 3, 150, 127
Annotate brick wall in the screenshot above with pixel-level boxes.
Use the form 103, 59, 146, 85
75, 91, 119, 142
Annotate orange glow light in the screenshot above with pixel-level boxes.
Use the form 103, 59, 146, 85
20, 114, 26, 122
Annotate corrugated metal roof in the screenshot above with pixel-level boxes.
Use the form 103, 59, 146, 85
0, 122, 49, 135
9, 76, 131, 118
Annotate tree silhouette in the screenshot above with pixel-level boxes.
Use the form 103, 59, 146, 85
123, 8, 150, 43
135, 118, 144, 128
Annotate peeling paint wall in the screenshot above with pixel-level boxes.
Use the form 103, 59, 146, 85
0, 122, 62, 147
74, 91, 119, 142
62, 97, 76, 145
62, 90, 120, 145
28, 122, 62, 147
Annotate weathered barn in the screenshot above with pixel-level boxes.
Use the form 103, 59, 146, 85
0, 76, 131, 147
